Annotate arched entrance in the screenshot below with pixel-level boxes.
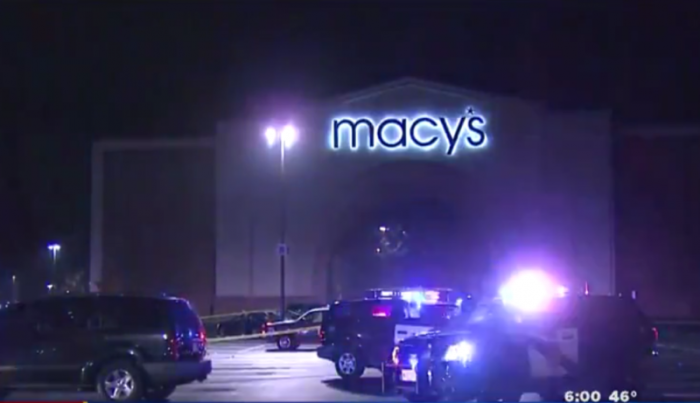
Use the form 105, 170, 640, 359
312, 160, 489, 301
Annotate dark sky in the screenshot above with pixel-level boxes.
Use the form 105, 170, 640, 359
1, 0, 700, 273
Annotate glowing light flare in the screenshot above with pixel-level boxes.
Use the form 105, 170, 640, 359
264, 124, 297, 149
400, 290, 441, 307
281, 125, 297, 148
499, 270, 563, 312
444, 341, 475, 362
423, 290, 440, 303
556, 285, 569, 297
265, 127, 277, 147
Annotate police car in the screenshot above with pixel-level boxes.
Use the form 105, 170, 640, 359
317, 288, 465, 382
392, 271, 657, 401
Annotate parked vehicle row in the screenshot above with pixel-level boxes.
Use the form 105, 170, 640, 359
0, 279, 658, 402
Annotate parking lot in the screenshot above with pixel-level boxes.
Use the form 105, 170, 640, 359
8, 340, 700, 402
7, 341, 397, 402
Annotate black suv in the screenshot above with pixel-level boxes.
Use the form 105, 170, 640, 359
317, 297, 459, 382
0, 294, 212, 401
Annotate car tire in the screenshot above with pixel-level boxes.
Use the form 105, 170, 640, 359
335, 349, 365, 381
145, 384, 177, 401
96, 360, 145, 402
277, 335, 295, 350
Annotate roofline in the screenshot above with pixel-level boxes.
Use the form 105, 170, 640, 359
325, 76, 546, 109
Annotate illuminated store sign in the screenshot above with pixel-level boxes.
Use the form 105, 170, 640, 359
329, 107, 487, 156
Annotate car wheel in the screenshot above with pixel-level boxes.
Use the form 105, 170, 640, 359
335, 350, 365, 380
277, 335, 294, 350
96, 360, 145, 402
145, 384, 177, 401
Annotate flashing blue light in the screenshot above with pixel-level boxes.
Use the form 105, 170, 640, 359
328, 108, 488, 156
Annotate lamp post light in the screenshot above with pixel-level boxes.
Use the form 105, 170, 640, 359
47, 243, 61, 293
264, 124, 297, 319
48, 243, 61, 264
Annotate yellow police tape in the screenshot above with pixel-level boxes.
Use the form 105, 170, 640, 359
208, 325, 320, 343
200, 308, 277, 322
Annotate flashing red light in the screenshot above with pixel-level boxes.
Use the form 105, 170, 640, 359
199, 322, 207, 346
372, 305, 391, 317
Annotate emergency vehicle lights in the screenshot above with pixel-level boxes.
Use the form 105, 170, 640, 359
400, 290, 440, 305
443, 341, 475, 363
498, 270, 564, 313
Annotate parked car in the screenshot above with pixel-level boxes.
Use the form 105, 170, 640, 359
0, 294, 212, 401
264, 306, 327, 350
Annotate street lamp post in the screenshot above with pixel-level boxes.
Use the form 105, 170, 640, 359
265, 124, 297, 319
11, 275, 17, 302
47, 243, 61, 293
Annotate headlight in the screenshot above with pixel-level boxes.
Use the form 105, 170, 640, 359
443, 341, 475, 362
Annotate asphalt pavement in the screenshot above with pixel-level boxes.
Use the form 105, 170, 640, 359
8, 341, 700, 402
7, 341, 400, 402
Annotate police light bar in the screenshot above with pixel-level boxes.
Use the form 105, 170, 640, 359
364, 288, 453, 304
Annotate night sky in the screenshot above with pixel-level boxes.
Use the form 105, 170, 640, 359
1, 1, 700, 285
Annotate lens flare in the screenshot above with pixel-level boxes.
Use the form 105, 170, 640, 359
499, 270, 561, 312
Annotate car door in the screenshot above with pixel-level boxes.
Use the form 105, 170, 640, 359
298, 310, 324, 343
28, 299, 103, 386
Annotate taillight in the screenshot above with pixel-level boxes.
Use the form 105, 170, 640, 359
372, 306, 391, 317
652, 327, 659, 341
199, 322, 207, 346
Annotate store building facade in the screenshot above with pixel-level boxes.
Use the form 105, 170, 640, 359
90, 78, 616, 313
